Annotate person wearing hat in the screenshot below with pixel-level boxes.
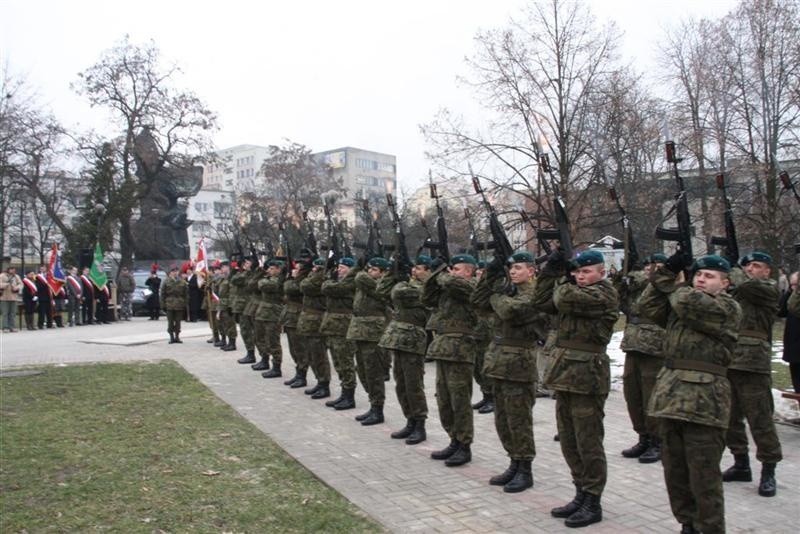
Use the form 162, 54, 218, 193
347, 256, 391, 425
238, 259, 265, 366
471, 258, 496, 416
422, 254, 480, 466
641, 253, 741, 533
320, 257, 359, 409
377, 254, 431, 444
160, 264, 188, 343
252, 260, 286, 378
532, 249, 618, 527
215, 262, 237, 350
297, 257, 333, 399
144, 269, 161, 321
472, 251, 548, 493
116, 265, 136, 321
618, 253, 668, 464
229, 258, 253, 358
720, 251, 782, 497
205, 262, 222, 345
281, 260, 312, 388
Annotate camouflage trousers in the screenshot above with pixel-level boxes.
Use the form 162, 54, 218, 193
327, 336, 357, 390
473, 338, 492, 396
435, 360, 474, 445
355, 341, 388, 406
255, 320, 282, 368
220, 309, 237, 340
555, 391, 607, 495
391, 350, 428, 420
165, 309, 182, 335
239, 314, 255, 351
285, 328, 308, 371
536, 330, 557, 395
660, 418, 726, 534
306, 335, 331, 383
493, 379, 537, 461
118, 292, 133, 319
622, 351, 663, 438
726, 370, 783, 463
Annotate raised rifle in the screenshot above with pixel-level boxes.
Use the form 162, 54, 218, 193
276, 221, 293, 277
301, 208, 319, 258
464, 207, 490, 260
655, 141, 693, 265
780, 170, 800, 205
323, 200, 342, 268
353, 199, 379, 260
470, 166, 515, 264
608, 186, 640, 275
386, 193, 412, 278
422, 170, 450, 262
709, 173, 739, 264
519, 209, 552, 264
340, 221, 353, 258
535, 150, 574, 258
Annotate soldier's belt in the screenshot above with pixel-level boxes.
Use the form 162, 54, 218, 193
493, 336, 532, 348
628, 316, 655, 326
664, 358, 727, 377
739, 329, 769, 341
555, 339, 605, 353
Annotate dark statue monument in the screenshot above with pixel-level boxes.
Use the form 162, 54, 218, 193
131, 127, 203, 261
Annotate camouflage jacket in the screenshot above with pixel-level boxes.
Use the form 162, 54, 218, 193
217, 276, 231, 310
640, 267, 742, 428
789, 287, 800, 316
255, 273, 285, 322
473, 275, 546, 382
728, 269, 779, 374
619, 270, 665, 357
160, 276, 188, 311
320, 268, 356, 337
230, 270, 250, 314
280, 272, 306, 328
377, 275, 428, 355
421, 269, 479, 363
533, 274, 618, 395
297, 269, 326, 336
243, 270, 264, 317
346, 271, 388, 343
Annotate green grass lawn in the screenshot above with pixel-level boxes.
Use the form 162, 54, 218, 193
0, 362, 382, 533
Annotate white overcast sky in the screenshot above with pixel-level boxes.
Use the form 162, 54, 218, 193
2, 0, 736, 191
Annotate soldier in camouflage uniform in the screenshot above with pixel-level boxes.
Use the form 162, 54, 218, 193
320, 257, 358, 410
281, 262, 310, 388
472, 251, 546, 493
239, 263, 264, 366
298, 258, 332, 399
347, 257, 391, 425
472, 260, 496, 415
254, 260, 286, 378
160, 264, 188, 344
205, 262, 222, 345
378, 255, 431, 444
218, 262, 238, 351
533, 249, 618, 528
640, 254, 741, 534
230, 259, 253, 359
422, 254, 479, 467
618, 254, 667, 463
720, 251, 782, 497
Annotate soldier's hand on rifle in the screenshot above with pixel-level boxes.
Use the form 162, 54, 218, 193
665, 251, 691, 274
543, 249, 569, 275
504, 282, 518, 297
486, 255, 505, 277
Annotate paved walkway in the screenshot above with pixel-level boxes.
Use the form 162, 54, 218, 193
1, 319, 797, 533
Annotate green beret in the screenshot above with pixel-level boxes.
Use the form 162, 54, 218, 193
570, 250, 605, 269
692, 254, 731, 273
339, 257, 356, 267
740, 251, 772, 266
267, 259, 285, 268
477, 260, 486, 269
647, 253, 668, 264
450, 254, 477, 266
414, 254, 432, 267
368, 257, 391, 270
313, 258, 326, 267
509, 251, 534, 264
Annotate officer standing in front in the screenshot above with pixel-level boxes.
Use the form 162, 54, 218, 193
161, 264, 188, 343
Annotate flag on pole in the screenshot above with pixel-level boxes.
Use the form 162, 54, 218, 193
89, 242, 108, 290
195, 237, 208, 288
47, 243, 65, 294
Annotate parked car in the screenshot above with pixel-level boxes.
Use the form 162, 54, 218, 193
131, 270, 166, 316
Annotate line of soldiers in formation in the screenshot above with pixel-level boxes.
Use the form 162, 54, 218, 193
161, 245, 797, 533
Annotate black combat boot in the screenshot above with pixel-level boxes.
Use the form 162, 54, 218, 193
431, 440, 459, 460
471, 394, 488, 410
222, 340, 237, 352
251, 356, 269, 371
478, 394, 494, 414
680, 525, 698, 534
333, 388, 356, 410
214, 335, 226, 347
489, 460, 518, 486
405, 419, 426, 445
326, 390, 345, 407
444, 443, 471, 467
237, 350, 256, 364
169, 333, 176, 344
758, 462, 777, 497
551, 486, 585, 518
621, 434, 649, 458
391, 419, 414, 439
504, 460, 533, 493
289, 369, 308, 389
355, 405, 374, 421
639, 436, 661, 463
54, 315, 64, 328
207, 334, 217, 344
564, 492, 602, 528
722, 453, 752, 482
284, 367, 301, 386
304, 382, 322, 395
311, 381, 331, 399
174, 333, 182, 343
262, 366, 282, 378
361, 404, 384, 425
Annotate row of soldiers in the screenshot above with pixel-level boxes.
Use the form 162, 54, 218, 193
193, 244, 795, 533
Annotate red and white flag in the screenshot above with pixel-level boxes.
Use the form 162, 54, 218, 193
195, 237, 209, 288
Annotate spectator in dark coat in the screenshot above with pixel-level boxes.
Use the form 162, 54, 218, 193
778, 271, 800, 394
188, 272, 203, 322
145, 271, 161, 320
